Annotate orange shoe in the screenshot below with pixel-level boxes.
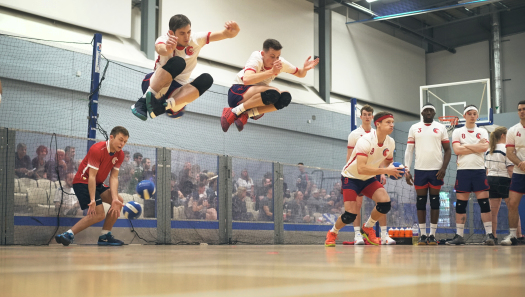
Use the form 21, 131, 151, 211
361, 223, 380, 245
325, 231, 338, 247
221, 107, 237, 132
234, 113, 249, 132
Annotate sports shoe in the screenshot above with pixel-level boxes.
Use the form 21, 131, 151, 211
98, 232, 124, 246
483, 233, 496, 246
354, 232, 365, 245
131, 97, 147, 121
325, 231, 337, 247
361, 223, 380, 245
381, 235, 396, 245
500, 235, 518, 246
166, 106, 185, 119
251, 114, 264, 120
221, 107, 237, 132
145, 91, 167, 119
234, 113, 249, 132
418, 235, 428, 245
518, 237, 525, 245
445, 234, 465, 245
427, 235, 438, 245
55, 232, 74, 246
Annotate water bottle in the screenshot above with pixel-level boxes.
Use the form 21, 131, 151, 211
412, 223, 419, 245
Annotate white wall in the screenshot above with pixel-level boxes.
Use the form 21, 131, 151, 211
501, 32, 525, 112
160, 0, 315, 86
0, 0, 131, 38
331, 12, 426, 114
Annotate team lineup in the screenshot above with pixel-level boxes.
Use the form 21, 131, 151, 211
55, 14, 525, 247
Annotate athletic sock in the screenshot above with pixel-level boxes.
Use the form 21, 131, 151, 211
381, 226, 388, 239
510, 228, 517, 238
67, 229, 74, 236
354, 226, 361, 233
101, 230, 110, 236
142, 87, 157, 98
231, 104, 246, 116
430, 223, 437, 236
483, 222, 493, 234
364, 217, 377, 228
246, 108, 260, 118
457, 224, 465, 237
419, 223, 427, 236
330, 226, 340, 234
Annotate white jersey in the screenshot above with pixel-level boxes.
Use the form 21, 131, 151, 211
342, 131, 395, 181
347, 126, 374, 149
233, 51, 298, 86
506, 123, 525, 175
407, 121, 449, 170
452, 125, 489, 170
485, 143, 513, 178
154, 31, 210, 85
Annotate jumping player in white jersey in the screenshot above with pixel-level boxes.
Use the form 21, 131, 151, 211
347, 105, 395, 245
220, 39, 319, 132
131, 14, 240, 121
502, 100, 525, 245
404, 103, 451, 245
325, 112, 403, 247
447, 105, 495, 245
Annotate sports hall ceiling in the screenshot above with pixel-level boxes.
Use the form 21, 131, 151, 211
310, 0, 525, 53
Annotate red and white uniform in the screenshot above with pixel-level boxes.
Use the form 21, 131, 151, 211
347, 126, 374, 150
154, 31, 211, 85
342, 131, 395, 180
233, 51, 298, 86
452, 125, 489, 170
506, 123, 525, 175
73, 141, 124, 185
406, 121, 449, 170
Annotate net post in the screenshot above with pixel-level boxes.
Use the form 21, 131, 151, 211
156, 148, 171, 244
0, 128, 7, 245
350, 98, 357, 131
0, 128, 15, 245
87, 33, 102, 150
218, 155, 232, 244
273, 162, 284, 244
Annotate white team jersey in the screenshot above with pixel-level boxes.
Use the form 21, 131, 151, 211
233, 51, 298, 86
452, 125, 489, 170
154, 31, 210, 85
342, 131, 395, 181
506, 123, 525, 175
347, 126, 374, 149
485, 143, 513, 178
407, 121, 449, 170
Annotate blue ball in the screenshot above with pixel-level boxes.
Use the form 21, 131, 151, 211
123, 201, 142, 220
136, 180, 156, 199
389, 162, 406, 180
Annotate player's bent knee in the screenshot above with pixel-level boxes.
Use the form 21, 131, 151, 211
162, 56, 186, 78
274, 92, 291, 110
341, 211, 357, 224
95, 212, 106, 222
376, 201, 391, 214
478, 198, 491, 213
456, 200, 468, 214
416, 195, 427, 210
190, 73, 213, 96
261, 89, 280, 105
430, 195, 440, 210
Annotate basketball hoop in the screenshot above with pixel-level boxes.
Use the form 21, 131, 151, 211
439, 116, 459, 136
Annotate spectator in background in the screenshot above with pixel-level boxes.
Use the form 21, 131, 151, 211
206, 172, 218, 210
179, 162, 192, 183
47, 149, 67, 181
118, 162, 134, 194
237, 169, 254, 198
15, 143, 34, 178
141, 158, 154, 181
258, 187, 273, 221
170, 173, 184, 207
122, 151, 131, 168
231, 170, 238, 194
296, 162, 309, 193
255, 177, 272, 211
32, 145, 48, 179
320, 188, 329, 199
306, 189, 323, 215
64, 146, 78, 173
232, 187, 253, 221
133, 153, 143, 181
54, 173, 81, 216
191, 164, 201, 181
290, 191, 311, 223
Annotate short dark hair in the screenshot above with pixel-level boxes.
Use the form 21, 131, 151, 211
298, 162, 304, 165
263, 39, 283, 51
142, 158, 150, 165
373, 111, 394, 126
518, 100, 525, 108
123, 150, 130, 156
110, 126, 129, 138
360, 105, 374, 115
169, 14, 191, 32
65, 146, 74, 153
133, 152, 143, 159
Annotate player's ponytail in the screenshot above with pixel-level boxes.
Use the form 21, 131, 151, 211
489, 126, 507, 154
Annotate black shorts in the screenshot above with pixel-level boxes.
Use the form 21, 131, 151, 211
72, 183, 109, 210
487, 176, 511, 199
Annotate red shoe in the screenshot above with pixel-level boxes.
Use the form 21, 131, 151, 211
325, 231, 338, 247
234, 113, 249, 132
361, 223, 380, 245
221, 107, 237, 132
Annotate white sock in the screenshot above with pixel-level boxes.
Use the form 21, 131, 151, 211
231, 104, 246, 116
354, 226, 360, 233
483, 222, 493, 234
510, 228, 517, 238
457, 224, 465, 237
364, 217, 377, 228
331, 226, 340, 234
381, 226, 388, 238
101, 230, 110, 236
67, 229, 74, 236
419, 223, 427, 236
430, 223, 437, 236
142, 87, 157, 97
246, 108, 260, 118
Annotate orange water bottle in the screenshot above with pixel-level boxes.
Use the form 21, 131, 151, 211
401, 228, 406, 237
388, 228, 394, 237
393, 228, 399, 237
406, 228, 413, 238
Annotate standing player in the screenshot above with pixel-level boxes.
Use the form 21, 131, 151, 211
325, 112, 403, 247
220, 39, 319, 132
347, 105, 395, 245
404, 103, 451, 245
447, 105, 495, 245
131, 14, 240, 121
55, 126, 129, 246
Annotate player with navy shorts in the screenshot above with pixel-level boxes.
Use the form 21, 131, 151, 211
220, 39, 319, 132
346, 105, 395, 245
325, 112, 403, 247
404, 103, 451, 245
447, 105, 495, 245
131, 14, 240, 121
55, 126, 129, 246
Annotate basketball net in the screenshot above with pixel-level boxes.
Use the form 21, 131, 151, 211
439, 116, 459, 137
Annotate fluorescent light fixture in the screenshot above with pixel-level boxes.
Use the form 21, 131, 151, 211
366, 0, 378, 2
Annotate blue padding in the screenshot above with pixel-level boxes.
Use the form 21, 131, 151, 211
284, 224, 353, 232
233, 222, 274, 230
171, 220, 219, 229
14, 216, 157, 228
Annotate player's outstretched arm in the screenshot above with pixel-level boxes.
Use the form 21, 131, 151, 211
294, 56, 320, 78
108, 169, 123, 219
242, 61, 281, 85
156, 32, 178, 56
209, 21, 240, 42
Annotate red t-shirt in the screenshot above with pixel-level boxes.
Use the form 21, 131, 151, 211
73, 141, 124, 185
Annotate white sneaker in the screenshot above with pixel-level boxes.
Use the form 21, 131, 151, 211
381, 235, 397, 245
354, 232, 365, 245
500, 234, 518, 246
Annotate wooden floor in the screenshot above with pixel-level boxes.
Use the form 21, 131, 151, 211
1, 244, 524, 297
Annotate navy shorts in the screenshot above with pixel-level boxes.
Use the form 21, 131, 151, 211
488, 176, 511, 198
414, 169, 444, 190
357, 175, 383, 197
509, 173, 525, 194
454, 169, 489, 193
342, 175, 383, 202
228, 84, 254, 107
72, 183, 109, 210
